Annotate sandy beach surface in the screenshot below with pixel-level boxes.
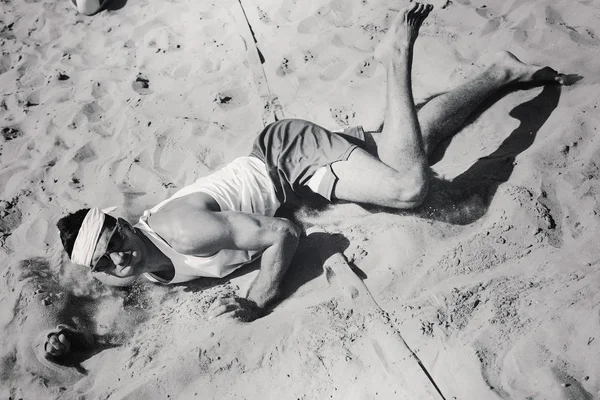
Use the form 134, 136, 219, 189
1, 0, 599, 398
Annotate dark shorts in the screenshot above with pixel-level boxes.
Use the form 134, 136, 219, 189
249, 119, 366, 206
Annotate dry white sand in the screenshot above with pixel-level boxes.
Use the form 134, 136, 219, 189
1, 0, 599, 398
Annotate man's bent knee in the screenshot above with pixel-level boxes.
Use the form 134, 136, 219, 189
387, 173, 430, 209
404, 178, 430, 208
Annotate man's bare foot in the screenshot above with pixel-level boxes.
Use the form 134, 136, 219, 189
374, 2, 434, 65
492, 51, 569, 85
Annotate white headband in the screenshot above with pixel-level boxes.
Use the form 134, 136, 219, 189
71, 208, 106, 267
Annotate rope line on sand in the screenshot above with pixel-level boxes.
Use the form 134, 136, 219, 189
351, 271, 448, 400
236, 0, 283, 122
231, 6, 447, 397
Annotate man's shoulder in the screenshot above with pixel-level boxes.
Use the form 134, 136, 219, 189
147, 198, 225, 255
154, 192, 220, 217
149, 195, 218, 233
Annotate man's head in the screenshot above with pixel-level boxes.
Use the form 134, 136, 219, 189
57, 209, 147, 283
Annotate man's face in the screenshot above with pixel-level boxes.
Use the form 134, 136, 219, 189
90, 219, 145, 278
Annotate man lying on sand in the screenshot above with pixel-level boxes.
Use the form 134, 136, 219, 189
48, 3, 567, 364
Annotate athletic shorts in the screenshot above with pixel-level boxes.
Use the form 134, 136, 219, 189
249, 118, 366, 206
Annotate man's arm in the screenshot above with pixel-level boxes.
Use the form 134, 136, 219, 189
167, 210, 301, 315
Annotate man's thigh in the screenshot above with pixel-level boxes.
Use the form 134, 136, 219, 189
331, 148, 408, 208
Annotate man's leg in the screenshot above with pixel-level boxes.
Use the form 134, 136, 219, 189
417, 51, 566, 156
331, 5, 566, 210
332, 3, 433, 209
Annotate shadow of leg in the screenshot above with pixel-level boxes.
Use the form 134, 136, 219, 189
420, 83, 562, 225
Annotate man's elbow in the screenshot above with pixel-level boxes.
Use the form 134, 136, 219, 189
275, 219, 301, 246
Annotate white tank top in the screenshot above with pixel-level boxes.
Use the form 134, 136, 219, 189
135, 157, 280, 283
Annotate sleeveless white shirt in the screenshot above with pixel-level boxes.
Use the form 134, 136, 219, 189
134, 157, 280, 284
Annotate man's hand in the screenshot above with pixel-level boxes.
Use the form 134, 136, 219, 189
207, 296, 267, 322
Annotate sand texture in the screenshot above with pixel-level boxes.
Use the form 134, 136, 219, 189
1, 0, 599, 398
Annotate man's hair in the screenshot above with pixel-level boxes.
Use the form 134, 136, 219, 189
56, 208, 116, 258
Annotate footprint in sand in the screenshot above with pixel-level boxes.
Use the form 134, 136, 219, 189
279, 0, 300, 21
481, 16, 504, 35
90, 82, 114, 116
16, 54, 46, 89
213, 87, 248, 111
319, 58, 348, 81
0, 197, 22, 246
297, 1, 353, 34
474, 5, 493, 19
298, 15, 323, 34
475, 7, 506, 36
0, 54, 11, 74
512, 27, 528, 43
131, 18, 174, 51
69, 176, 83, 191
296, 4, 333, 34
72, 143, 97, 163
25, 218, 49, 248
302, 50, 316, 63
79, 100, 104, 123
356, 22, 386, 52
2, 126, 23, 141
132, 73, 151, 95
68, 112, 87, 131
512, 14, 536, 43
328, 0, 353, 24
256, 6, 272, 24
91, 81, 107, 99
354, 57, 377, 78
173, 64, 191, 79
144, 26, 173, 51
25, 90, 41, 108
276, 56, 296, 77
330, 106, 356, 127
545, 6, 599, 47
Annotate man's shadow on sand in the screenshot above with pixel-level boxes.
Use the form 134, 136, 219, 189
180, 231, 351, 303
359, 74, 581, 226
104, 0, 128, 12
420, 80, 564, 225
